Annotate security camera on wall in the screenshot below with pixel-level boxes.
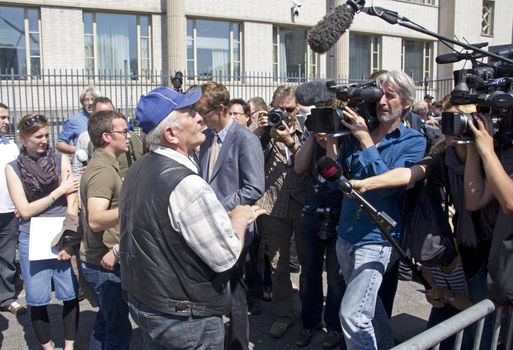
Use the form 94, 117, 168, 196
292, 0, 302, 17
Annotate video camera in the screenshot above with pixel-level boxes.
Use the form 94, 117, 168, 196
304, 80, 383, 135
440, 45, 513, 147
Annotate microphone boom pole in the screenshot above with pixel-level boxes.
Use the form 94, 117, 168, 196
362, 6, 513, 65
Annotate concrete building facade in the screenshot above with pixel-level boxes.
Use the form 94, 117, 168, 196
1, 0, 512, 81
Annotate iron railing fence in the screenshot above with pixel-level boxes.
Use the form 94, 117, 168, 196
0, 68, 454, 146
392, 299, 513, 350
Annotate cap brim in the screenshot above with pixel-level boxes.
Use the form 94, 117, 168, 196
175, 88, 202, 110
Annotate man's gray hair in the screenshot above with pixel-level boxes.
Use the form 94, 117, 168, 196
375, 70, 416, 105
412, 101, 428, 114
80, 85, 102, 105
144, 111, 181, 146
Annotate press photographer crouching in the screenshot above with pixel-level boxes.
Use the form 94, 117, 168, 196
293, 125, 346, 348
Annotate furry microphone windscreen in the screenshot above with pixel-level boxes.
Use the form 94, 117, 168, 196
307, 4, 356, 54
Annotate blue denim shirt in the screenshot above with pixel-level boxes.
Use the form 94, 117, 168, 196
336, 123, 426, 246
57, 110, 89, 145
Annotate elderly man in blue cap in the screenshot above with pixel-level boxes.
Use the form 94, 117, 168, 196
119, 86, 264, 349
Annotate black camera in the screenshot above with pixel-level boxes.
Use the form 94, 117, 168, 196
171, 71, 183, 93
442, 46, 513, 146
267, 108, 289, 128
304, 80, 382, 135
440, 112, 475, 137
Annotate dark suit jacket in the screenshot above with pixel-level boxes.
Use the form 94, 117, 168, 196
199, 121, 265, 212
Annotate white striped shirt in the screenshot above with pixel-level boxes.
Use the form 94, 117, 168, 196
426, 262, 466, 294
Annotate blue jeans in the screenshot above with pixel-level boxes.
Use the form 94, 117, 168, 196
300, 211, 345, 331
336, 238, 394, 350
81, 262, 132, 350
128, 295, 225, 350
19, 231, 77, 306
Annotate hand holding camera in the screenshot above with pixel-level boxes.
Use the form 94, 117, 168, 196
467, 113, 495, 158
341, 105, 373, 148
270, 121, 294, 146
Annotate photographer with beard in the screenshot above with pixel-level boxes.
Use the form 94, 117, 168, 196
326, 70, 426, 349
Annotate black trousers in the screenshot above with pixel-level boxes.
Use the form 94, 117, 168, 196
226, 248, 249, 350
0, 212, 19, 309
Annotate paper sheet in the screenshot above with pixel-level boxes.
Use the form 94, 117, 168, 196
29, 216, 65, 261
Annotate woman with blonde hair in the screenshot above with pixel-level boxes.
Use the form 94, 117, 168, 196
5, 114, 80, 350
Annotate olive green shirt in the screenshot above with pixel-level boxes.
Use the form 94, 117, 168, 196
80, 148, 122, 266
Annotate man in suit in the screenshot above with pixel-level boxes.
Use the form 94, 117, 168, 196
197, 81, 265, 350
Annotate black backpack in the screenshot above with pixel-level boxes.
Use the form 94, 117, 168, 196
401, 177, 456, 267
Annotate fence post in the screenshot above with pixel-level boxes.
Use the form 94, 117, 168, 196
9, 68, 17, 142
124, 60, 129, 118
424, 75, 428, 98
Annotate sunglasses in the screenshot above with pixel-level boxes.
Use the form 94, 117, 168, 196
23, 115, 47, 128
279, 106, 296, 114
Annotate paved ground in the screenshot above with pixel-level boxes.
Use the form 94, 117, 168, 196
0, 272, 432, 350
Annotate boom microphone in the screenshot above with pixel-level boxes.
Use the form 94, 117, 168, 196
295, 80, 336, 106
435, 52, 486, 64
307, 0, 366, 54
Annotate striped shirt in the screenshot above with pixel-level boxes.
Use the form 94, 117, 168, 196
151, 145, 242, 273
426, 262, 466, 294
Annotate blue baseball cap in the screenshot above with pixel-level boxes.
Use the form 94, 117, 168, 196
135, 86, 202, 134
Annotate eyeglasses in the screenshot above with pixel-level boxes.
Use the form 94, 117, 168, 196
200, 106, 218, 118
108, 128, 129, 137
23, 115, 47, 128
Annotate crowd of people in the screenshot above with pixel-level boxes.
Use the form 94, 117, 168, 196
0, 67, 512, 350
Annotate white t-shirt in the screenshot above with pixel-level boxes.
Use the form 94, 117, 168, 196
0, 139, 19, 213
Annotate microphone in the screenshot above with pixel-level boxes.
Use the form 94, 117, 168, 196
316, 156, 352, 193
307, 0, 366, 54
295, 80, 336, 106
435, 51, 486, 64
76, 149, 88, 166
316, 155, 397, 229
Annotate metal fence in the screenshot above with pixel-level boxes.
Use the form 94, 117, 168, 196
0, 68, 454, 145
392, 299, 513, 350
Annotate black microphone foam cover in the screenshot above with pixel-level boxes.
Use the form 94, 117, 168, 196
307, 4, 356, 54
317, 156, 342, 181
435, 53, 461, 64
295, 80, 336, 106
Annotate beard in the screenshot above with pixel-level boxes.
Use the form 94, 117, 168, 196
377, 106, 403, 123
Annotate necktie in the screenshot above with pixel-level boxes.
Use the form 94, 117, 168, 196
208, 134, 219, 181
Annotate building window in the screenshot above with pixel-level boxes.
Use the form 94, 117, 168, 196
187, 19, 241, 80
402, 39, 432, 81
481, 0, 494, 36
83, 12, 151, 77
0, 6, 41, 77
349, 33, 381, 80
273, 26, 318, 81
